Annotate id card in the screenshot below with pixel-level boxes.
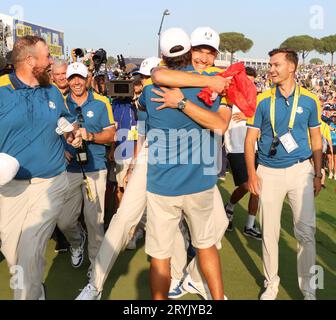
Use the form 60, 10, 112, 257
128, 126, 138, 141
279, 132, 299, 154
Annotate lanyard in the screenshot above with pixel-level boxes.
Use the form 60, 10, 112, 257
270, 85, 300, 137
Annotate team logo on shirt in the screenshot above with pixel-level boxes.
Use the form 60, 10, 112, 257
49, 101, 56, 110
297, 106, 304, 114
87, 111, 95, 118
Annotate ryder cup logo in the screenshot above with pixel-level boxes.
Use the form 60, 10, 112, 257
297, 106, 304, 114
205, 32, 213, 40
49, 101, 56, 110
87, 111, 94, 118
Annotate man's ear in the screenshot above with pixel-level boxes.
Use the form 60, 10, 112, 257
289, 62, 296, 74
25, 55, 35, 68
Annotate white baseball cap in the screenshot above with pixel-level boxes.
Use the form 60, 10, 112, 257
0, 153, 20, 186
191, 27, 220, 52
160, 28, 191, 58
138, 57, 162, 76
66, 62, 88, 79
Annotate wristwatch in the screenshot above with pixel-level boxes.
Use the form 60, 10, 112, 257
89, 132, 95, 142
314, 173, 323, 179
177, 98, 188, 111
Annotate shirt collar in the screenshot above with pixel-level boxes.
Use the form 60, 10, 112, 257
9, 72, 32, 90
275, 84, 298, 99
67, 90, 94, 108
179, 65, 194, 72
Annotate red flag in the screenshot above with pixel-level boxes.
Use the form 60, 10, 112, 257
198, 62, 257, 117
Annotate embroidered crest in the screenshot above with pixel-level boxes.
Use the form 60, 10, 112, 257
87, 111, 94, 118
49, 101, 56, 109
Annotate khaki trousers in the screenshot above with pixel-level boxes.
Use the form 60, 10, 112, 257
57, 170, 107, 267
0, 173, 68, 300
91, 145, 228, 291
258, 160, 316, 295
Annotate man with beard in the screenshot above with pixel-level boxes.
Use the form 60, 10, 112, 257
0, 35, 82, 300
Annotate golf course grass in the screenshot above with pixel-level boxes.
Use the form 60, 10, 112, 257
0, 173, 335, 300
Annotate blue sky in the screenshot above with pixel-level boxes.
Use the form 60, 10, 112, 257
0, 0, 335, 61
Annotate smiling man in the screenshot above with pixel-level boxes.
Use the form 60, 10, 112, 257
0, 36, 81, 300
51, 59, 69, 96
245, 48, 322, 300
57, 62, 115, 278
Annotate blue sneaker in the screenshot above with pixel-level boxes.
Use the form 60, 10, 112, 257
168, 279, 187, 299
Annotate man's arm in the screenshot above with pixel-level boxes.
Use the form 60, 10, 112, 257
310, 127, 323, 197
80, 127, 116, 145
151, 87, 231, 134
151, 67, 230, 94
245, 128, 260, 196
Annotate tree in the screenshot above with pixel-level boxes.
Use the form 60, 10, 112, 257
280, 35, 316, 65
309, 58, 324, 65
219, 32, 253, 65
315, 35, 336, 66
106, 56, 116, 68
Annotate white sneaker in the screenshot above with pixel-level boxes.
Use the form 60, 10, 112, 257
39, 284, 46, 300
71, 246, 84, 268
304, 292, 317, 300
168, 278, 187, 299
126, 229, 144, 250
260, 282, 279, 300
334, 175, 336, 181
182, 274, 211, 300
76, 284, 102, 300
329, 173, 333, 179
70, 232, 86, 268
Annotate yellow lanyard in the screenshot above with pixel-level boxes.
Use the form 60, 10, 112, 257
270, 85, 300, 138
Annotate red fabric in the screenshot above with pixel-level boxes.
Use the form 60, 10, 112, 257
198, 62, 257, 117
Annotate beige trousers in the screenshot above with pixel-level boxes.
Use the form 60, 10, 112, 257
91, 145, 228, 291
57, 170, 107, 267
258, 160, 316, 295
0, 172, 68, 300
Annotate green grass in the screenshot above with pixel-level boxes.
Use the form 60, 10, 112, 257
0, 174, 335, 300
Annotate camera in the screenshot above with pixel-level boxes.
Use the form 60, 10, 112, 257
72, 48, 85, 60
106, 54, 135, 98
93, 49, 107, 70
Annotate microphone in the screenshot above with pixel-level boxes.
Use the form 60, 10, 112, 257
56, 117, 75, 135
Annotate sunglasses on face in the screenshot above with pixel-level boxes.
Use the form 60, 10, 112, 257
269, 136, 280, 158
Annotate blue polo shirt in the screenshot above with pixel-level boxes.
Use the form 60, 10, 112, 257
65, 91, 115, 173
139, 65, 221, 196
0, 73, 75, 179
247, 86, 321, 169
112, 99, 137, 161
330, 123, 336, 146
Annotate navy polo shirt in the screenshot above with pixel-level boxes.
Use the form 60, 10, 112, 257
139, 65, 221, 197
65, 91, 115, 173
0, 73, 75, 179
247, 86, 321, 169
